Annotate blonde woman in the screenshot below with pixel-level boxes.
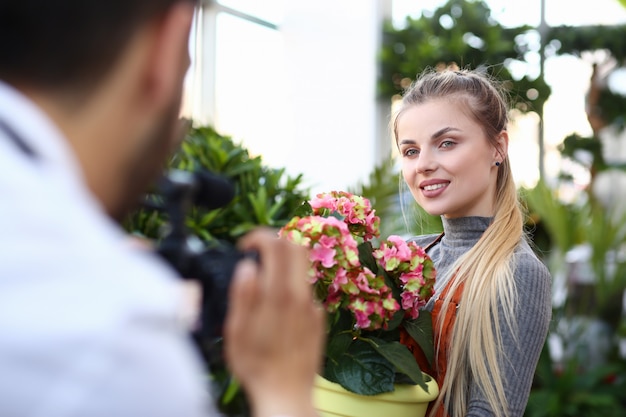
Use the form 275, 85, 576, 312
393, 68, 551, 417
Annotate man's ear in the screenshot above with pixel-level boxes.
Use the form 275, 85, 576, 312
141, 2, 195, 111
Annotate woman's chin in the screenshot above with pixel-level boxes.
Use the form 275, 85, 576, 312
417, 203, 445, 217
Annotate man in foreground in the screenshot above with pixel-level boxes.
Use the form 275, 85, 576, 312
0, 1, 324, 416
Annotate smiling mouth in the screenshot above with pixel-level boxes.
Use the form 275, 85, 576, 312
422, 183, 447, 191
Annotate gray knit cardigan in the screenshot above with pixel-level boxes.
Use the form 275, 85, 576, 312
411, 216, 552, 417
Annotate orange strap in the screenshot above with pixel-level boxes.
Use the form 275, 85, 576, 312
399, 233, 465, 417
429, 277, 464, 417
431, 277, 464, 387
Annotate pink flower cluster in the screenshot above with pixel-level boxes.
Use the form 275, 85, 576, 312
374, 236, 436, 320
279, 191, 436, 331
279, 215, 360, 284
310, 191, 380, 241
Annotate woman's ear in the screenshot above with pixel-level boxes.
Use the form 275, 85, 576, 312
494, 130, 509, 161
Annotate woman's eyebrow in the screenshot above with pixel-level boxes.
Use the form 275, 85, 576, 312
431, 126, 461, 140
398, 127, 461, 146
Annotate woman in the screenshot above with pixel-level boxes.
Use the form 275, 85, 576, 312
393, 68, 551, 417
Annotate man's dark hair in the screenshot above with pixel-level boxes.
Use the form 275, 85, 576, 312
0, 0, 196, 93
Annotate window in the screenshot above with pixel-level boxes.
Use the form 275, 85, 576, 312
182, 1, 288, 166
182, 1, 388, 194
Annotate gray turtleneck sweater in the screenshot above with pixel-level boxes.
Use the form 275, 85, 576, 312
411, 216, 552, 417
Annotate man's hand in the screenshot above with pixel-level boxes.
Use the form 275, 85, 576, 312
224, 228, 325, 417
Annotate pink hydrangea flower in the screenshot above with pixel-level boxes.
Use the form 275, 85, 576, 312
279, 191, 436, 333
310, 191, 380, 241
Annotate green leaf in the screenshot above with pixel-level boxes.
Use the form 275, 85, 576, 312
248, 187, 269, 224
230, 222, 256, 237
266, 199, 286, 224
365, 337, 428, 391
326, 331, 353, 360
324, 339, 395, 395
385, 309, 404, 331
221, 377, 241, 405
380, 268, 401, 299
327, 308, 356, 339
291, 201, 312, 218
357, 241, 378, 273
402, 311, 435, 368
523, 180, 582, 253
198, 210, 220, 227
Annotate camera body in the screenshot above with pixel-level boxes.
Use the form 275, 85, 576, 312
157, 233, 249, 340
151, 170, 253, 340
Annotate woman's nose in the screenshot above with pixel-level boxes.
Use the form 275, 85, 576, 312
415, 149, 436, 173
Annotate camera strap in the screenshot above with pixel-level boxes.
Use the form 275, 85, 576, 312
0, 118, 39, 160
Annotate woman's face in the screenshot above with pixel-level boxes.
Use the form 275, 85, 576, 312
396, 98, 506, 219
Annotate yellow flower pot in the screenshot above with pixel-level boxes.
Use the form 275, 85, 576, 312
313, 374, 439, 417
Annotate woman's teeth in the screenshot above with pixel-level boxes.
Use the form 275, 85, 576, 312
423, 183, 446, 191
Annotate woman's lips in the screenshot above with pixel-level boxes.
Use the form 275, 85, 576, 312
420, 181, 449, 197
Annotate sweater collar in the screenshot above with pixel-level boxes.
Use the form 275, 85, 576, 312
441, 216, 492, 247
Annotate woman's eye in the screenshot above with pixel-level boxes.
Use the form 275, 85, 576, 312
441, 140, 455, 148
404, 148, 419, 157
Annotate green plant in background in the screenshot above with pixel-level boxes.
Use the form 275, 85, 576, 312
174, 126, 309, 242
522, 181, 585, 262
523, 179, 626, 415
125, 125, 310, 245
528, 32, 626, 359
545, 24, 626, 190
525, 178, 626, 330
525, 341, 626, 417
379, 0, 551, 113
527, 22, 626, 413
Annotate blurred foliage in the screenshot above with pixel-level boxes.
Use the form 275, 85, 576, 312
545, 23, 626, 187
523, 180, 626, 322
525, 342, 626, 417
539, 21, 626, 387
522, 181, 586, 256
598, 88, 626, 132
124, 125, 310, 245
379, 0, 551, 113
523, 178, 626, 416
559, 133, 607, 172
548, 24, 626, 63
536, 23, 626, 391
547, 24, 626, 134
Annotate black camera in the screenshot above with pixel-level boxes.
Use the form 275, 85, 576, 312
148, 170, 256, 340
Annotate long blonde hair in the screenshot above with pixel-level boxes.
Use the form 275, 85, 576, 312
393, 68, 524, 417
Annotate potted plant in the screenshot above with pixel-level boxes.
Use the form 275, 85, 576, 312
279, 191, 439, 417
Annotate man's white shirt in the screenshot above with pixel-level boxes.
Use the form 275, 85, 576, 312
0, 81, 216, 417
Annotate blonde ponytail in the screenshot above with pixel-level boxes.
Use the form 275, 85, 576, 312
433, 160, 523, 417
